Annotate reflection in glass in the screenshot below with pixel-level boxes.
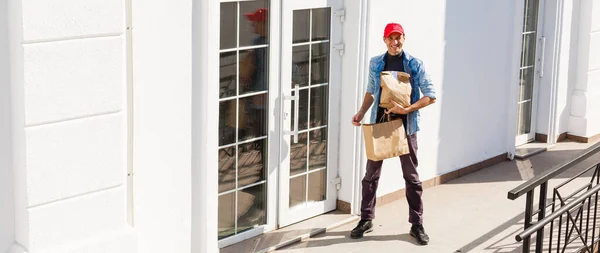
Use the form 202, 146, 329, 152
218, 193, 236, 239
238, 94, 267, 141
290, 175, 307, 208
218, 147, 236, 193
240, 2, 269, 47
308, 170, 326, 202
520, 33, 536, 67
293, 9, 310, 43
220, 51, 237, 98
219, 99, 237, 146
519, 67, 534, 101
311, 8, 331, 41
290, 133, 308, 176
517, 101, 533, 135
237, 184, 267, 232
220, 2, 237, 50
218, 0, 271, 241
239, 49, 269, 95
310, 86, 328, 128
292, 45, 310, 87
311, 43, 330, 85
237, 139, 266, 188
291, 89, 309, 131
309, 128, 327, 170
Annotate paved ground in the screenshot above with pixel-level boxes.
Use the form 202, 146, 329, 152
275, 140, 600, 253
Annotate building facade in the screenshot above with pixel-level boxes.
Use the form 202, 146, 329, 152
1, 0, 599, 252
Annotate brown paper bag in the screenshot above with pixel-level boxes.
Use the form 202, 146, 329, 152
380, 71, 411, 109
226, 101, 246, 129
362, 118, 409, 161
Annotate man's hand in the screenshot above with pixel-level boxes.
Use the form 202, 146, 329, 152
385, 100, 410, 115
352, 112, 365, 126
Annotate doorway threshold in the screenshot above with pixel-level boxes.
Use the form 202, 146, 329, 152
220, 211, 358, 253
515, 142, 555, 160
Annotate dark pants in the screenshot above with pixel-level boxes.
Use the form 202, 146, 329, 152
360, 128, 423, 225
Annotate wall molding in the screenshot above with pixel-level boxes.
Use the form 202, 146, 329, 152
535, 132, 568, 143
566, 132, 600, 144
337, 153, 508, 214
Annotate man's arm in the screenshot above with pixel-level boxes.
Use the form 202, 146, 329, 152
406, 96, 435, 112
358, 92, 375, 115
352, 92, 374, 126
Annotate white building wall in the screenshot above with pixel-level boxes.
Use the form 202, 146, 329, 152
131, 0, 200, 252
570, 0, 600, 138
360, 0, 517, 197
1, 0, 16, 251
7, 0, 136, 252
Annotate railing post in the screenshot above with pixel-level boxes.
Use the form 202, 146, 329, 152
535, 182, 547, 253
524, 190, 534, 253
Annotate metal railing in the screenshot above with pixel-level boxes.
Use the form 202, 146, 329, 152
508, 141, 600, 253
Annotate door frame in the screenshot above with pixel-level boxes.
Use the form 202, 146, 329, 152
216, 0, 282, 248
514, 0, 547, 147
278, 0, 342, 227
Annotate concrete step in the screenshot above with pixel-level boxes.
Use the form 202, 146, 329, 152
515, 142, 555, 160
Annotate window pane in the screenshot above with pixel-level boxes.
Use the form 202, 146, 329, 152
292, 45, 310, 87
238, 94, 267, 141
517, 101, 533, 135
218, 193, 236, 239
309, 128, 327, 170
220, 2, 237, 50
293, 10, 310, 43
240, 1, 269, 47
311, 43, 330, 85
290, 89, 309, 131
218, 147, 236, 193
237, 184, 267, 232
237, 139, 267, 188
524, 0, 539, 33
239, 48, 269, 95
289, 175, 307, 208
219, 99, 236, 146
520, 33, 537, 67
308, 170, 326, 202
290, 133, 308, 176
311, 8, 330, 41
220, 51, 237, 99
519, 67, 534, 102
310, 86, 328, 128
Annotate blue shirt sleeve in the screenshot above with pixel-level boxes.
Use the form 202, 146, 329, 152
414, 59, 436, 99
366, 59, 378, 95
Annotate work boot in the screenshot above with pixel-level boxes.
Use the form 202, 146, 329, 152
410, 224, 429, 245
350, 219, 373, 239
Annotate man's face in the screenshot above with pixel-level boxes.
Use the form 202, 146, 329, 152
253, 21, 267, 36
384, 33, 405, 56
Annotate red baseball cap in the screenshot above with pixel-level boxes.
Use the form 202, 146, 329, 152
245, 8, 268, 22
383, 23, 405, 37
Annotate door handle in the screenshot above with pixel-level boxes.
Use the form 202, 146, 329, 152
284, 84, 300, 143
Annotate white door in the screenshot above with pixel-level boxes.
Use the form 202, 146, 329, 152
516, 0, 546, 145
279, 0, 342, 227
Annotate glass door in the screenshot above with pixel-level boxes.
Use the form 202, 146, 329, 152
516, 0, 545, 145
279, 0, 342, 227
217, 0, 275, 246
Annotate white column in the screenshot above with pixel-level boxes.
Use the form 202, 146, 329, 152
569, 0, 600, 138
192, 0, 219, 252
0, 0, 16, 251
7, 0, 136, 252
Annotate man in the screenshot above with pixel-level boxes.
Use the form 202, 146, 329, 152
350, 23, 436, 245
